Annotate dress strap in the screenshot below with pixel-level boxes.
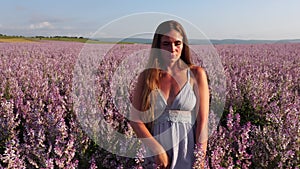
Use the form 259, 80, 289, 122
187, 68, 190, 81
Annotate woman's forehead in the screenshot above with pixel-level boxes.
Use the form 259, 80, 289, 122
160, 30, 183, 41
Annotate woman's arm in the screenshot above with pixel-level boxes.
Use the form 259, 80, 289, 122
192, 66, 210, 152
129, 72, 169, 167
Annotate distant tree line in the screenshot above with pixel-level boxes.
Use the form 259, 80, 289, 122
0, 34, 25, 38
35, 36, 84, 39
0, 34, 85, 39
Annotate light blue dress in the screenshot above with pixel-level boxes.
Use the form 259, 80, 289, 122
143, 68, 197, 169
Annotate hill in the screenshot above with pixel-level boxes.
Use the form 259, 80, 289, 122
1, 34, 300, 44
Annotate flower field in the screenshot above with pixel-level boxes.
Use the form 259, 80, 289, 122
0, 41, 299, 168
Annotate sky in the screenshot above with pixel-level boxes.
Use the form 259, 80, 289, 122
1, 0, 300, 40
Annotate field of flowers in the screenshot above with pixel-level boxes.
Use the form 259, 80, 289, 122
0, 41, 299, 168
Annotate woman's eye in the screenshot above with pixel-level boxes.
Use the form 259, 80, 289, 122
175, 41, 182, 46
162, 42, 170, 46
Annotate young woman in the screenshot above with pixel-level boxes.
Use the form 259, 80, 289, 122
130, 20, 209, 169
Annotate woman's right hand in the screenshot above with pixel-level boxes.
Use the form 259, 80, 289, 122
154, 151, 169, 169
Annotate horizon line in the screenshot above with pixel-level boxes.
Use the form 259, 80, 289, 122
1, 34, 300, 41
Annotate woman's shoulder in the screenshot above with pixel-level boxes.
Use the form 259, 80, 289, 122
138, 68, 158, 78
189, 65, 207, 78
136, 68, 160, 84
189, 65, 209, 88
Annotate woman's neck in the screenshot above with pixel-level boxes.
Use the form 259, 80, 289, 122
164, 60, 187, 75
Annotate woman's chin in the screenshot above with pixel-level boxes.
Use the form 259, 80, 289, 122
163, 55, 179, 61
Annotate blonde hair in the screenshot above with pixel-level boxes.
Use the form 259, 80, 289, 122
141, 20, 192, 131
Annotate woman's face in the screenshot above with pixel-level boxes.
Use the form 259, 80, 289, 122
159, 29, 183, 65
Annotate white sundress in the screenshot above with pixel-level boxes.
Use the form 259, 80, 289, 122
143, 68, 197, 169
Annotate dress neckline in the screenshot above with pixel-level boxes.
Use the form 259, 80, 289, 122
156, 68, 191, 107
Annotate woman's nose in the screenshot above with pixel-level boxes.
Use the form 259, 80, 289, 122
170, 43, 176, 52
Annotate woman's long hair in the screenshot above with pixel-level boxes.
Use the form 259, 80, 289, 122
141, 20, 193, 131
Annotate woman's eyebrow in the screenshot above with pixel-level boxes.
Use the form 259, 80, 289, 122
161, 39, 182, 42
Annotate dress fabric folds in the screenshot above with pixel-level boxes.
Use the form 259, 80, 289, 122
143, 68, 197, 169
